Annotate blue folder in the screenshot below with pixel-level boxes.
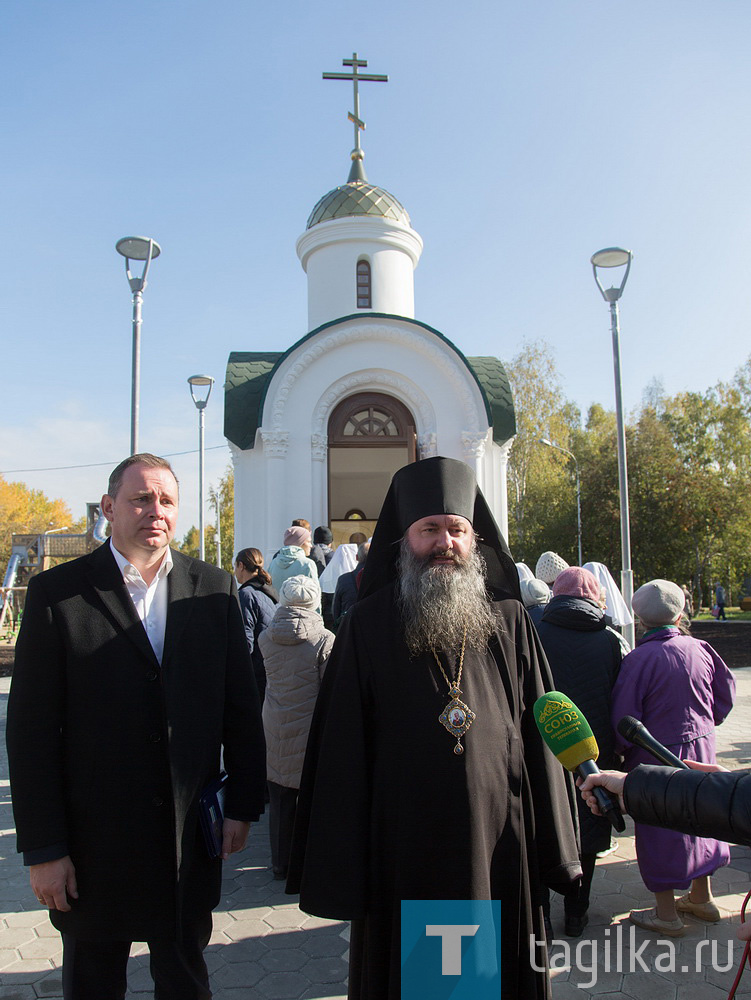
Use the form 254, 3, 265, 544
199, 772, 228, 859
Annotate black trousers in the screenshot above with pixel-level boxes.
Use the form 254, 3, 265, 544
61, 911, 212, 1000
267, 780, 298, 875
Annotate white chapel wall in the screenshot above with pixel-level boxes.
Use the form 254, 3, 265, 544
232, 318, 512, 561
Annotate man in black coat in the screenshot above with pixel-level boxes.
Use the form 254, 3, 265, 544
6, 454, 266, 1000
288, 458, 581, 1000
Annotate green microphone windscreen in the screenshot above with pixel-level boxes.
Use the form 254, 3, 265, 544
533, 691, 600, 771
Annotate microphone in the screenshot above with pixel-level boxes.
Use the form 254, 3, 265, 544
534, 692, 625, 832
616, 716, 690, 770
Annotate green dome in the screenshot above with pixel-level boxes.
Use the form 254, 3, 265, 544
306, 180, 411, 230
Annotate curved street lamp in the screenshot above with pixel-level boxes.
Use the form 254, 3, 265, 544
539, 438, 582, 566
116, 236, 161, 455
591, 246, 634, 647
188, 375, 214, 562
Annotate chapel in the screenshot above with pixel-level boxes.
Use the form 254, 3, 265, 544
224, 56, 516, 558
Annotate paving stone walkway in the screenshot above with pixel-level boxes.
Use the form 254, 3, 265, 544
2, 668, 751, 999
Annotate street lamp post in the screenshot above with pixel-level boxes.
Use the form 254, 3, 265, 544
211, 487, 222, 569
591, 246, 634, 648
116, 237, 161, 455
188, 375, 214, 562
539, 438, 582, 566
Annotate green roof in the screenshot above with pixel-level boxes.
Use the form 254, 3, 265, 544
307, 181, 411, 229
224, 352, 282, 451
224, 317, 515, 450
466, 356, 517, 442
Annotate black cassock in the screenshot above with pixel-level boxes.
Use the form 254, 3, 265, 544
288, 582, 581, 999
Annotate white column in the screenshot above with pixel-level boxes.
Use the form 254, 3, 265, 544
311, 433, 328, 528
495, 439, 513, 541
461, 431, 488, 484
260, 430, 289, 560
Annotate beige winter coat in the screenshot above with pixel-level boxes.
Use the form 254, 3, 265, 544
258, 606, 334, 788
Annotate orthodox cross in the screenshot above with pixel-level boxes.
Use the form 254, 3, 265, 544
323, 53, 388, 155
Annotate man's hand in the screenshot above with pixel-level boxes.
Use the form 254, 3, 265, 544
685, 760, 730, 773
577, 771, 628, 816
30, 856, 78, 911
221, 819, 251, 860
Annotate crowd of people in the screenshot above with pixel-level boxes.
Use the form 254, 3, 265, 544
519, 552, 737, 941
4, 451, 744, 1000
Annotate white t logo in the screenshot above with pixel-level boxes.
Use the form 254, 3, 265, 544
425, 924, 480, 974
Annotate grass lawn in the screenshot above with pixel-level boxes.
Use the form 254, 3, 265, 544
693, 608, 751, 621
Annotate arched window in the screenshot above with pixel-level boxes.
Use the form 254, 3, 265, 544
356, 260, 371, 309
329, 393, 415, 446
327, 393, 417, 529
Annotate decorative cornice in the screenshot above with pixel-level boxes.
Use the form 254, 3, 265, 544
418, 432, 437, 459
311, 433, 328, 461
311, 370, 436, 442
296, 216, 424, 271
461, 430, 488, 459
496, 437, 514, 462
260, 430, 289, 458
266, 322, 481, 439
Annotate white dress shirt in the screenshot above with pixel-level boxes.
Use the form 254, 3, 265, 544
110, 540, 173, 664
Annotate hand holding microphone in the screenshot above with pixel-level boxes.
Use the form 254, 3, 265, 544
579, 716, 716, 817
533, 692, 625, 832
616, 716, 690, 770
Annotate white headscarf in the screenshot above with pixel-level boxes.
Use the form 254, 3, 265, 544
582, 561, 634, 626
318, 543, 358, 594
515, 562, 535, 584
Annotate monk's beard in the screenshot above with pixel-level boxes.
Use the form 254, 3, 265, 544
396, 537, 496, 657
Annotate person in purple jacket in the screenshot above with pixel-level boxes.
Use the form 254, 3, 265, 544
611, 578, 736, 937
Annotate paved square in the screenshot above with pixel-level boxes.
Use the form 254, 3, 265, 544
2, 666, 751, 998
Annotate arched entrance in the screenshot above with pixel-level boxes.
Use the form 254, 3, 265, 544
328, 392, 416, 546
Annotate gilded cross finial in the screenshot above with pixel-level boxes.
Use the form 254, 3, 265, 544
323, 52, 388, 163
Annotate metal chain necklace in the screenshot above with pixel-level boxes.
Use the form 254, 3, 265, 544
431, 625, 476, 755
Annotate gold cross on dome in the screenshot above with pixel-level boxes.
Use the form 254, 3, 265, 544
323, 52, 388, 154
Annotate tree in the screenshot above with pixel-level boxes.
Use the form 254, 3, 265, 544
571, 404, 621, 570
505, 341, 581, 565
659, 378, 751, 605
177, 465, 234, 571
0, 475, 73, 568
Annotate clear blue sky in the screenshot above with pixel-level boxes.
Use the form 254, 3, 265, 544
2, 0, 749, 534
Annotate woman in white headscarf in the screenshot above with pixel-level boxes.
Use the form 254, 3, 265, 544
583, 561, 634, 630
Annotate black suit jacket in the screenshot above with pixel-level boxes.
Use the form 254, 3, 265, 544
6, 541, 265, 941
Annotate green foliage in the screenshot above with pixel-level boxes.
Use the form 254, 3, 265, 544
505, 341, 581, 565
176, 465, 235, 571
505, 344, 751, 607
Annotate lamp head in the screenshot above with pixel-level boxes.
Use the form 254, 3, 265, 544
188, 374, 214, 410
591, 246, 633, 303
116, 237, 162, 261
116, 236, 161, 293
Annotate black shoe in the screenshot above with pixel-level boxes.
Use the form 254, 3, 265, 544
272, 867, 288, 881
564, 913, 589, 937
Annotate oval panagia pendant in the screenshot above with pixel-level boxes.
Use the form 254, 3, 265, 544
439, 688, 475, 754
